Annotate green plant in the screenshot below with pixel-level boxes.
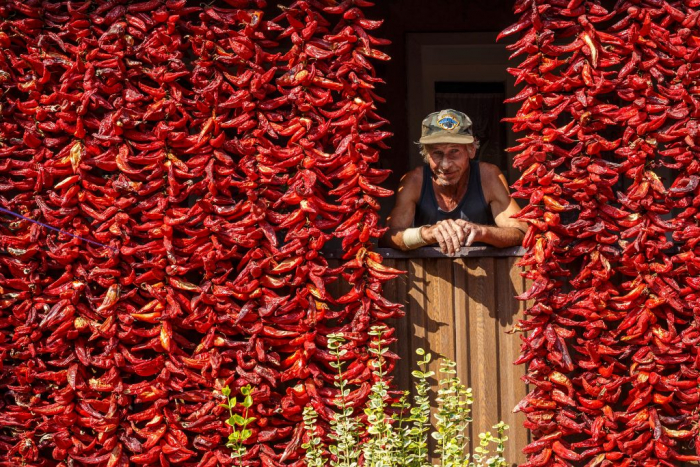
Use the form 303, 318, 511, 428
221, 384, 256, 465
303, 405, 327, 467
326, 332, 361, 467
432, 357, 473, 467
302, 326, 509, 467
361, 326, 397, 467
398, 347, 433, 467
472, 422, 509, 467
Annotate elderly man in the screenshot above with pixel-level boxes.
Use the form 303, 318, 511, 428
382, 109, 526, 255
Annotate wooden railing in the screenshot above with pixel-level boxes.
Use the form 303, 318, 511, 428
328, 246, 530, 466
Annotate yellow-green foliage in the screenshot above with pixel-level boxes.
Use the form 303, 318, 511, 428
221, 384, 255, 466
302, 326, 510, 467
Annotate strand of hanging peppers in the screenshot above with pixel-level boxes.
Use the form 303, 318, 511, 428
249, 1, 401, 462
502, 0, 700, 465
0, 0, 396, 465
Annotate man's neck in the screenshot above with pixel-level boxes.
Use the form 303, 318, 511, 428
432, 162, 471, 210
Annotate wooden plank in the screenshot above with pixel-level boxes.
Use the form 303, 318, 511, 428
427, 256, 459, 460
467, 257, 499, 445
496, 256, 528, 467
424, 255, 457, 460
421, 257, 441, 459
452, 258, 470, 399
408, 258, 428, 383
378, 246, 527, 259
386, 258, 411, 393
452, 257, 472, 455
424, 257, 456, 363
322, 246, 526, 260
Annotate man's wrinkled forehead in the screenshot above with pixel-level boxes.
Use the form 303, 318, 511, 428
424, 143, 471, 152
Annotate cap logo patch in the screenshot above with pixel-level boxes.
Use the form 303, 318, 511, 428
437, 115, 459, 131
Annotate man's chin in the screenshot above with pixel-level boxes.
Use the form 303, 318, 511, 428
433, 176, 458, 187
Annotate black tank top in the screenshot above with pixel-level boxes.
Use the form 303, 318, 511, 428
414, 161, 494, 227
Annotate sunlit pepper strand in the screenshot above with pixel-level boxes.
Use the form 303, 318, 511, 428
500, 0, 700, 464
0, 0, 396, 464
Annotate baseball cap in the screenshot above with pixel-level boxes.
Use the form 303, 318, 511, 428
418, 109, 475, 145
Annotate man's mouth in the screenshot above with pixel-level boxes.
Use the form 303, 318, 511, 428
433, 172, 459, 185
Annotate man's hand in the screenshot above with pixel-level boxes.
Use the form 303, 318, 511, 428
455, 219, 487, 247
422, 219, 490, 255
421, 219, 469, 255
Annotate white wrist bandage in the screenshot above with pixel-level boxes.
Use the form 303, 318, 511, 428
403, 226, 428, 249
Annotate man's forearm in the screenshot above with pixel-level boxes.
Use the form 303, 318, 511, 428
477, 225, 525, 249
382, 223, 524, 252
380, 228, 428, 251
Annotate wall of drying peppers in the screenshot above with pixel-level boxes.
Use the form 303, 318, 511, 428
503, 0, 700, 465
0, 0, 400, 465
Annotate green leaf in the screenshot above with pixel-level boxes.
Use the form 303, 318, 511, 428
241, 385, 251, 396
232, 414, 245, 426
222, 386, 231, 397
219, 403, 230, 410
242, 395, 253, 408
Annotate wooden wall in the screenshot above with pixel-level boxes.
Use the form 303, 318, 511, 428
331, 247, 530, 466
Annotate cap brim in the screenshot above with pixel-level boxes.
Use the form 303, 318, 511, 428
418, 134, 474, 145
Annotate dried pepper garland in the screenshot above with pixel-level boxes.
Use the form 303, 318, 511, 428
503, 0, 700, 465
0, 0, 397, 465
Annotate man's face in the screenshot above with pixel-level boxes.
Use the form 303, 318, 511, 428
425, 143, 475, 187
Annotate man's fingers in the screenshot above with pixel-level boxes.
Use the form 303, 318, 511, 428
465, 227, 478, 246
457, 228, 467, 246
430, 220, 481, 254
437, 223, 459, 255
447, 223, 462, 253
436, 225, 455, 255
447, 220, 467, 246
435, 225, 452, 254
433, 228, 449, 254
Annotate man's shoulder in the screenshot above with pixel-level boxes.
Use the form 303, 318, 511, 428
477, 162, 510, 204
397, 166, 425, 202
477, 161, 503, 180
400, 166, 425, 188
406, 165, 425, 180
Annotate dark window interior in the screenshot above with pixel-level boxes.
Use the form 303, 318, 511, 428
434, 82, 508, 171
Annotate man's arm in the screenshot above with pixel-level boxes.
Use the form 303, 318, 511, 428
381, 168, 468, 254
381, 168, 422, 250
458, 163, 526, 249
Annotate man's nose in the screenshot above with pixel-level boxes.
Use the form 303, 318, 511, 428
438, 158, 452, 170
